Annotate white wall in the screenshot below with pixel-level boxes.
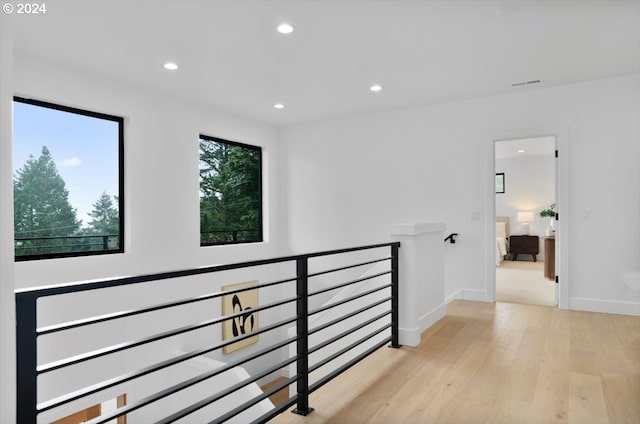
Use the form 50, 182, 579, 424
2, 46, 638, 424
13, 53, 284, 284
0, 12, 16, 424
281, 73, 640, 314
38, 356, 273, 424
495, 154, 556, 256
3, 53, 290, 421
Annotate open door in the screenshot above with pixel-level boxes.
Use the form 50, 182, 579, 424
554, 140, 559, 306
494, 136, 557, 307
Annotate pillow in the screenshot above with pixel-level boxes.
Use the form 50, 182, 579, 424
496, 221, 507, 238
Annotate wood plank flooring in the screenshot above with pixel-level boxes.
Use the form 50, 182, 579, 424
271, 300, 640, 424
261, 376, 291, 408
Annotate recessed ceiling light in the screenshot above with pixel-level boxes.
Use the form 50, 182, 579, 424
164, 62, 178, 71
277, 23, 294, 34
370, 84, 382, 92
518, 149, 525, 153
274, 103, 285, 109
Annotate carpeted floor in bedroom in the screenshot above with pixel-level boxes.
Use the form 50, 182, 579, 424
496, 259, 555, 306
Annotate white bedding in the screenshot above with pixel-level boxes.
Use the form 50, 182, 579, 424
495, 221, 508, 266
496, 237, 508, 266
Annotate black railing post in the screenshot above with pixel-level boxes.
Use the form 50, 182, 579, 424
292, 256, 314, 416
16, 292, 38, 423
102, 235, 109, 250
390, 243, 400, 348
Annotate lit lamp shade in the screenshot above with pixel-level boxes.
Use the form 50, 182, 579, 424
517, 211, 534, 235
517, 211, 534, 223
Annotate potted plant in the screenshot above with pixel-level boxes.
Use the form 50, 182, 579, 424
539, 203, 555, 235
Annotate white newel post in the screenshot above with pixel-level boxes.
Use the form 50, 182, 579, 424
391, 223, 446, 347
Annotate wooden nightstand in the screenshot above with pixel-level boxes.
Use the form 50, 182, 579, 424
509, 235, 539, 262
544, 237, 555, 280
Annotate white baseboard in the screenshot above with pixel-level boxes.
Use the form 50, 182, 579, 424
400, 302, 447, 347
398, 326, 420, 347
418, 303, 446, 332
461, 289, 487, 302
446, 290, 639, 316
445, 289, 462, 304
569, 297, 640, 316
446, 289, 488, 303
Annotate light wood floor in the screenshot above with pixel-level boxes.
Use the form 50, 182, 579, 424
271, 300, 640, 424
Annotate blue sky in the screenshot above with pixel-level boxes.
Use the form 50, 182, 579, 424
13, 101, 120, 228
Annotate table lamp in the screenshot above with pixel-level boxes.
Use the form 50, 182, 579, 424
517, 211, 534, 235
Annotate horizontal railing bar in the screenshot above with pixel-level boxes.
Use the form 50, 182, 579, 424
200, 228, 257, 235
83, 357, 298, 424
208, 376, 297, 424
309, 297, 391, 336
38, 276, 298, 336
306, 242, 399, 260
309, 283, 391, 317
154, 358, 296, 424
309, 337, 392, 394
309, 323, 392, 374
250, 393, 300, 424
16, 242, 400, 298
16, 243, 106, 250
107, 340, 296, 423
15, 234, 118, 241
38, 334, 298, 414
22, 241, 402, 423
307, 257, 391, 279
309, 312, 391, 356
37, 296, 297, 374
307, 270, 391, 298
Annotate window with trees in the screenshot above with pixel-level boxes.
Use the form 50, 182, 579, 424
199, 135, 262, 246
13, 97, 124, 260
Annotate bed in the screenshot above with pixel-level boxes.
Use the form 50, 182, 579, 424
496, 216, 510, 266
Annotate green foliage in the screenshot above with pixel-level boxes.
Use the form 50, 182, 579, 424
14, 146, 81, 255
539, 203, 556, 218
200, 139, 261, 244
86, 191, 120, 236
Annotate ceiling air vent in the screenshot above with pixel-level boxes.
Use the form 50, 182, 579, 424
512, 79, 542, 87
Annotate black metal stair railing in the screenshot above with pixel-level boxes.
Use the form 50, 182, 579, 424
15, 234, 120, 256
14, 228, 256, 257
15, 241, 401, 424
444, 233, 458, 244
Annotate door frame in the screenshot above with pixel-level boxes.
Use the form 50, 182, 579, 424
484, 126, 569, 309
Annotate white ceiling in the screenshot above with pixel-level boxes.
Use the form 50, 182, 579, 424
495, 136, 556, 159
10, 0, 640, 127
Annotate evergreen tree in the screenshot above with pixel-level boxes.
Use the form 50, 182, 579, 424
200, 140, 260, 243
224, 146, 260, 230
14, 146, 81, 254
86, 191, 119, 235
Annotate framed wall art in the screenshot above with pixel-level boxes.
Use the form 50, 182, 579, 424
495, 173, 505, 194
221, 280, 259, 354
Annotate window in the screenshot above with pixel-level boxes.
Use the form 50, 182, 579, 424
495, 173, 505, 193
13, 97, 124, 260
199, 135, 262, 245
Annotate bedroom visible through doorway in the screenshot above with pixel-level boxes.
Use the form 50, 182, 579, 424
495, 136, 556, 307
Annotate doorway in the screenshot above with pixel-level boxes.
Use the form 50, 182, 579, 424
494, 136, 557, 307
